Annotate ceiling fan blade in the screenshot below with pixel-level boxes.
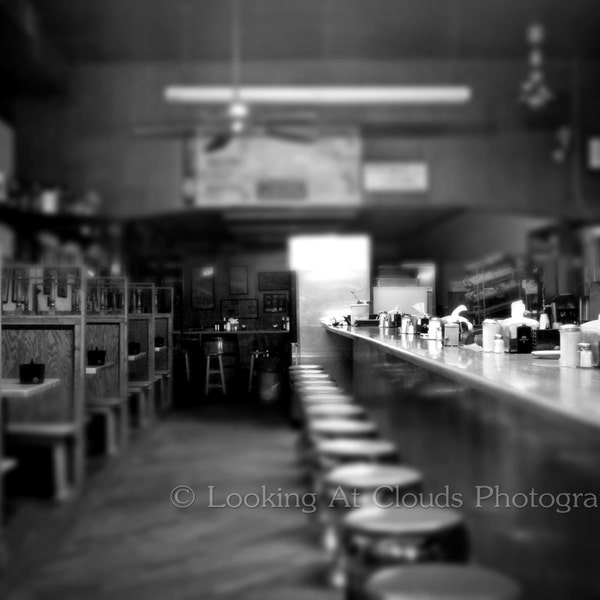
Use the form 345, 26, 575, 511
265, 125, 318, 143
204, 132, 233, 152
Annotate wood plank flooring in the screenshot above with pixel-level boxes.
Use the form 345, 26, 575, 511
1, 401, 341, 600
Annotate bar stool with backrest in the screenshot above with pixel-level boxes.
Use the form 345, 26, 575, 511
364, 564, 522, 600
203, 337, 226, 395
340, 505, 469, 600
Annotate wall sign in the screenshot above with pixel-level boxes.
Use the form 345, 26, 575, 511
187, 130, 362, 206
364, 162, 429, 192
190, 266, 215, 310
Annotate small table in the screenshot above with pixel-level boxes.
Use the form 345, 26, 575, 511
1, 378, 61, 398
85, 362, 115, 376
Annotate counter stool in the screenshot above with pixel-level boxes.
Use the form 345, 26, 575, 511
289, 368, 329, 379
248, 349, 269, 394
364, 565, 522, 600
340, 506, 469, 600
305, 404, 367, 421
203, 337, 226, 395
310, 439, 400, 499
314, 439, 400, 471
308, 419, 379, 442
300, 419, 380, 477
295, 392, 355, 426
321, 464, 424, 581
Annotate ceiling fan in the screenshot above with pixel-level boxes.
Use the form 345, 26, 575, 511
135, 0, 322, 150
136, 0, 472, 150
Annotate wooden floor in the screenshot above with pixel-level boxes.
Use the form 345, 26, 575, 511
1, 398, 341, 600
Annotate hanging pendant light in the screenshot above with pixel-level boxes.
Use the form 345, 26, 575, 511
519, 23, 554, 110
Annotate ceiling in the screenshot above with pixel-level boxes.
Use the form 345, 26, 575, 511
32, 0, 600, 64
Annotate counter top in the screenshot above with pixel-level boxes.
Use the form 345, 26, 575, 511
326, 325, 600, 429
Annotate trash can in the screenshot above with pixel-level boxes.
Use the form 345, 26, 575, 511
257, 350, 283, 403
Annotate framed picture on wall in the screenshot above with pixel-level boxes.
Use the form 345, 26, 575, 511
263, 293, 287, 313
257, 271, 291, 291
229, 266, 248, 295
221, 299, 258, 319
190, 266, 215, 310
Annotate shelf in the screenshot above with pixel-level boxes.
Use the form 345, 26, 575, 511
128, 352, 147, 362
154, 346, 167, 353
1, 378, 60, 399
85, 362, 115, 375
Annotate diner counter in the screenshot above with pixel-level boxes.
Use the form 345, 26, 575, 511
326, 325, 600, 429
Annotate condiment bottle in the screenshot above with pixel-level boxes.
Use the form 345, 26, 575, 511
559, 324, 582, 368
578, 342, 593, 368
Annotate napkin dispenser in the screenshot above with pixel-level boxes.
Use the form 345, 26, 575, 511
128, 341, 141, 356
19, 359, 45, 384
87, 347, 106, 366
154, 336, 165, 348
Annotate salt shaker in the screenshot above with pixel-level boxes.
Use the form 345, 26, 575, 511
493, 333, 504, 354
578, 342, 593, 368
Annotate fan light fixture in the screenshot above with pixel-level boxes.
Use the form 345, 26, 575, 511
164, 85, 472, 105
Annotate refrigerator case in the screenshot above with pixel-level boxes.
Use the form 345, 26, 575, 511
372, 286, 433, 315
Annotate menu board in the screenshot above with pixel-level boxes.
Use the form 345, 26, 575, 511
187, 129, 362, 207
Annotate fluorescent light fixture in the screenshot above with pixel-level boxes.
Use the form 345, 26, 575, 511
164, 86, 472, 105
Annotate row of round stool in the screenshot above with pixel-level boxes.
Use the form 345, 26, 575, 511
288, 364, 523, 600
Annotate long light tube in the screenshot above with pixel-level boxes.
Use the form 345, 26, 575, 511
164, 85, 472, 105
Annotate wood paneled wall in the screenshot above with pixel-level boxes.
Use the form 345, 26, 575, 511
2, 326, 74, 421
13, 59, 600, 219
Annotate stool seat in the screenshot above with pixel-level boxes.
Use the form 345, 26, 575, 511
344, 506, 464, 536
365, 565, 522, 600
324, 464, 423, 492
340, 506, 469, 598
291, 374, 333, 382
302, 394, 354, 403
316, 439, 398, 461
305, 404, 366, 419
298, 386, 341, 396
309, 419, 378, 439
